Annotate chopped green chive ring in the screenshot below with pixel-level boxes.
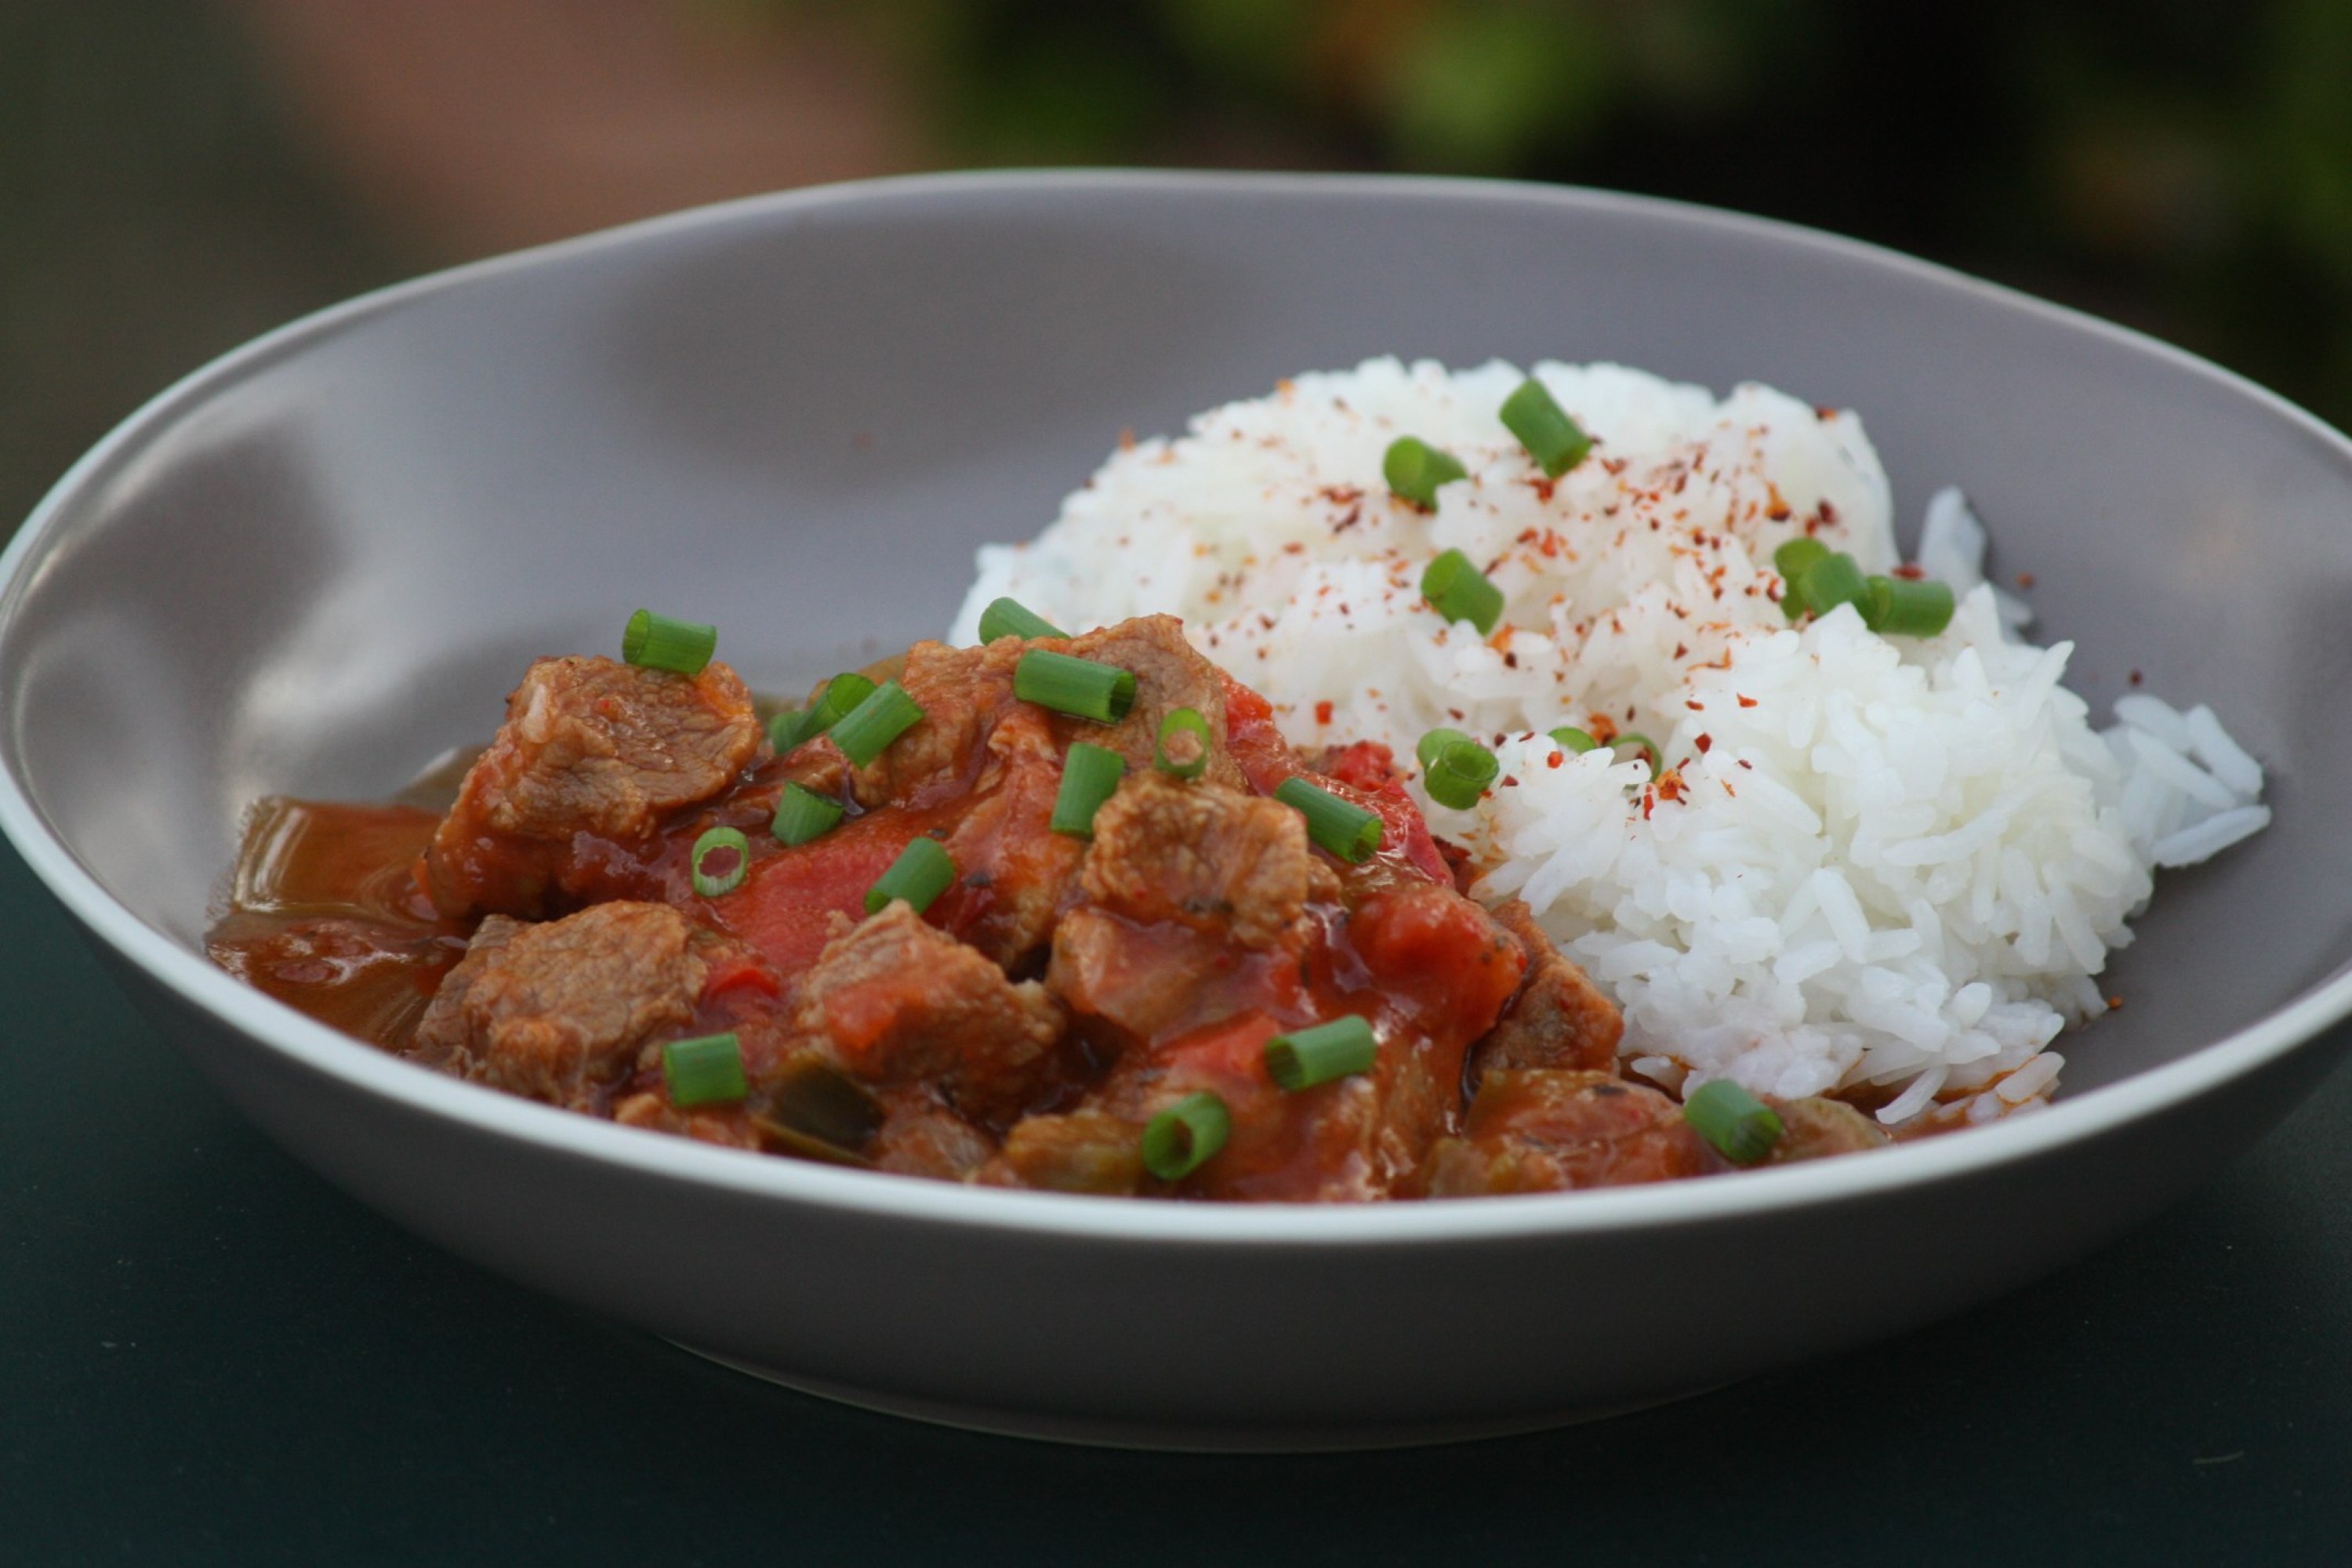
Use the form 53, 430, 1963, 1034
1421, 548, 1505, 636
1382, 435, 1468, 510
1498, 377, 1592, 478
829, 679, 925, 768
978, 596, 1068, 643
1773, 537, 1831, 620
1796, 550, 1868, 619
770, 782, 845, 847
1051, 742, 1125, 837
1155, 706, 1211, 779
621, 609, 717, 675
1275, 777, 1385, 864
1264, 1015, 1379, 1092
770, 671, 877, 754
865, 835, 956, 916
1549, 726, 1602, 756
1141, 1091, 1232, 1181
1415, 727, 1499, 811
1014, 650, 1137, 723
664, 1032, 747, 1108
1613, 732, 1661, 775
690, 826, 751, 898
1682, 1079, 1785, 1165
1862, 575, 1956, 637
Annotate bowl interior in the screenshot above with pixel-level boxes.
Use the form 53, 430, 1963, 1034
6, 172, 2350, 1099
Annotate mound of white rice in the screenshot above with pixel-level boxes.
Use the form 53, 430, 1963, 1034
951, 358, 2269, 1123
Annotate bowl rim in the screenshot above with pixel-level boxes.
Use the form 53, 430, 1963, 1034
5, 166, 2348, 1247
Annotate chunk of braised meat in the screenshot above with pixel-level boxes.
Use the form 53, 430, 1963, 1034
975, 1111, 1145, 1196
786, 638, 1024, 811
1063, 615, 1254, 793
791, 901, 1065, 1127
423, 656, 766, 918
1767, 1096, 1891, 1163
1468, 898, 1623, 1086
932, 702, 1085, 969
865, 1090, 1001, 1180
408, 901, 706, 1111
1081, 772, 1310, 949
1417, 1069, 1722, 1196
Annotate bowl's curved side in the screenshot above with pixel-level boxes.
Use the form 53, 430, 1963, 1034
103, 942, 2352, 1443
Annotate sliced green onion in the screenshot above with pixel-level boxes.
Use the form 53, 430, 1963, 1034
760, 1051, 885, 1152
1141, 1091, 1231, 1181
978, 597, 1068, 643
829, 679, 925, 768
1014, 650, 1136, 723
1613, 732, 1661, 775
865, 835, 955, 916
1683, 1079, 1784, 1165
1421, 548, 1505, 636
663, 1032, 747, 1108
1414, 727, 1498, 811
1154, 707, 1211, 779
690, 826, 750, 898
1549, 726, 1602, 755
1861, 575, 1956, 637
621, 609, 717, 675
770, 672, 877, 753
1383, 435, 1468, 510
1499, 377, 1592, 478
1265, 1015, 1379, 1092
1773, 536, 1830, 582
1275, 777, 1384, 864
766, 707, 809, 751
1773, 538, 1830, 620
1797, 551, 1867, 618
771, 782, 845, 847
1051, 742, 1125, 837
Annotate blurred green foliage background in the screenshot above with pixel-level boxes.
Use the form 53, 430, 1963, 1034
3, 0, 2348, 539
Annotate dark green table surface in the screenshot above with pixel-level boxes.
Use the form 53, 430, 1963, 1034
3, 833, 2350, 1566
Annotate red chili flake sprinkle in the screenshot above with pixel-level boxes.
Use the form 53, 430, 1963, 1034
1737, 759, 1753, 769
1672, 642, 1688, 659
1685, 699, 1705, 711
2107, 995, 2125, 1009
1586, 714, 1619, 743
1496, 774, 1518, 789
1314, 700, 1334, 726
1696, 733, 1713, 753
1655, 769, 1687, 803
2016, 572, 2037, 588
1815, 405, 1837, 420
1737, 694, 1759, 708
1766, 485, 1791, 522
1530, 477, 1557, 503
1819, 499, 1839, 526
1548, 752, 1563, 769
1891, 562, 1925, 580
2129, 669, 2144, 687
1504, 652, 1520, 670
1119, 427, 1137, 450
